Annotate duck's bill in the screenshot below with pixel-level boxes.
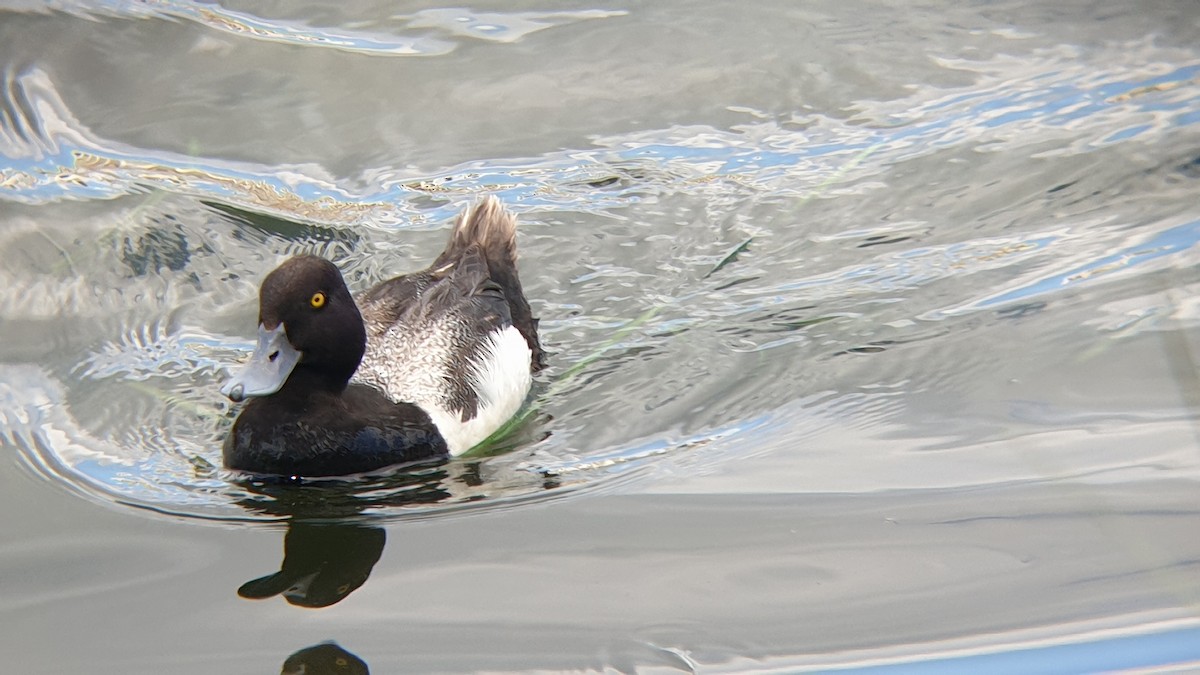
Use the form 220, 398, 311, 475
221, 323, 301, 402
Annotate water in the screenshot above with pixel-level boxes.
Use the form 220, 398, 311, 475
2, 1, 1199, 672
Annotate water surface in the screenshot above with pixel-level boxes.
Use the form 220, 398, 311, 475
1, 1, 1199, 672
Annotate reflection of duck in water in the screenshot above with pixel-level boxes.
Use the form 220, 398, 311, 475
282, 642, 368, 675
235, 467, 448, 607
222, 196, 545, 478
239, 522, 385, 608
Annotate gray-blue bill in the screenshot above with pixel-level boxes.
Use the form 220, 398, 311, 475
221, 323, 301, 402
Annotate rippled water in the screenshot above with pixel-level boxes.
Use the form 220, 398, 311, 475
2, 1, 1200, 672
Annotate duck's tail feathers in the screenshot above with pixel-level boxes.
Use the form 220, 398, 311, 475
436, 195, 517, 270
436, 196, 547, 372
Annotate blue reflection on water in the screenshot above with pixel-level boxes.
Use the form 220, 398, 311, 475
837, 623, 1200, 674
35, 0, 455, 56
948, 218, 1200, 316
2, 60, 1197, 227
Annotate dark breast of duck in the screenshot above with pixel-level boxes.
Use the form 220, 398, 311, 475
223, 383, 448, 477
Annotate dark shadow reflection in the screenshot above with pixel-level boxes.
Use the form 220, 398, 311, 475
282, 642, 368, 675
235, 460, 452, 609
239, 523, 386, 608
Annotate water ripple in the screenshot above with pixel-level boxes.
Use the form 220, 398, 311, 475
931, 216, 1200, 318
24, 0, 456, 56
407, 7, 628, 44
3, 42, 1197, 222
76, 319, 235, 382
21, 2, 628, 56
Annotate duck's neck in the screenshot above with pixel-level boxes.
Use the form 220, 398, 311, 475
279, 315, 366, 400
276, 363, 355, 403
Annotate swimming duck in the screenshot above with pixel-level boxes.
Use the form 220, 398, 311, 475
221, 196, 544, 477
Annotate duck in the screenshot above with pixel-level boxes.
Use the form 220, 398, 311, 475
221, 196, 545, 478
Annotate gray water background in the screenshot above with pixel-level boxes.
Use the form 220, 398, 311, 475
1, 1, 1200, 672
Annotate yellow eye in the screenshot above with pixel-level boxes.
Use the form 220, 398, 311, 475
310, 291, 326, 309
